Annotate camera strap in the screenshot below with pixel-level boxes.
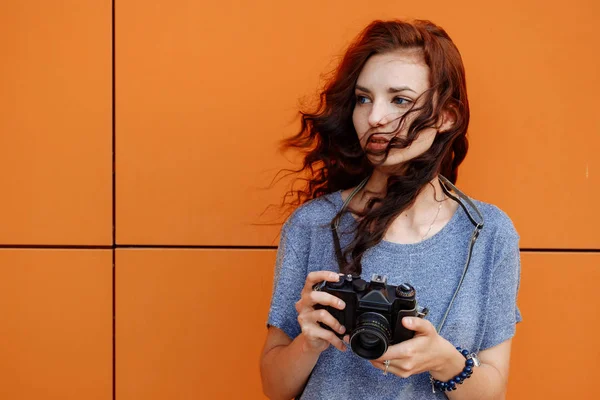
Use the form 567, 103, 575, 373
330, 177, 369, 269
436, 175, 484, 333
330, 175, 484, 334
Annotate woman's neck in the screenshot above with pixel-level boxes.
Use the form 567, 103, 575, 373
341, 168, 459, 244
357, 169, 448, 227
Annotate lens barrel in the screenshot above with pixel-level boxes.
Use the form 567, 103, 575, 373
349, 312, 392, 360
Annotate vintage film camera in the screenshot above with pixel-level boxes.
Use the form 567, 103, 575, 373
314, 274, 428, 360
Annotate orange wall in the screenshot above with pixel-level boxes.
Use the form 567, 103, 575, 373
1, 0, 598, 399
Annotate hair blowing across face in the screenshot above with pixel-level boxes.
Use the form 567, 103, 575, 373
280, 19, 470, 275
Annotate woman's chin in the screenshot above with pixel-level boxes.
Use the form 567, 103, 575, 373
369, 158, 409, 175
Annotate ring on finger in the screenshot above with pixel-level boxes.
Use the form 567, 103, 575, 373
383, 360, 390, 376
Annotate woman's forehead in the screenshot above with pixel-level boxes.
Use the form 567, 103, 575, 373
357, 51, 430, 93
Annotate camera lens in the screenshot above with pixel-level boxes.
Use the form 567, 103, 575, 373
358, 333, 379, 349
349, 312, 392, 360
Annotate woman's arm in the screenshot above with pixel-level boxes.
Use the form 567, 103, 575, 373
370, 317, 514, 400
260, 327, 320, 400
261, 271, 348, 400
434, 338, 513, 400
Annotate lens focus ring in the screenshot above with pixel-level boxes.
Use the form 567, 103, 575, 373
349, 312, 392, 360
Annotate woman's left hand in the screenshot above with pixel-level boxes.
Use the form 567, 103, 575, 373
370, 316, 456, 378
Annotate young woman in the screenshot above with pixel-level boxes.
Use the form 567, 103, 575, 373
260, 19, 521, 400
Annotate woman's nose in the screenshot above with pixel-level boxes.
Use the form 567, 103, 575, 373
367, 102, 391, 128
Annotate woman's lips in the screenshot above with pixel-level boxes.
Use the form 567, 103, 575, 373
366, 138, 390, 151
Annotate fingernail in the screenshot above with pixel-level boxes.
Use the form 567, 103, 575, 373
331, 272, 339, 280
404, 317, 412, 326
339, 325, 346, 334
338, 300, 345, 308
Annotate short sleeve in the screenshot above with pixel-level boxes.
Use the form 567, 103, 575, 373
480, 231, 522, 350
266, 215, 311, 340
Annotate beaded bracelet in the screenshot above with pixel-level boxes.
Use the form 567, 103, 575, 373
429, 347, 480, 393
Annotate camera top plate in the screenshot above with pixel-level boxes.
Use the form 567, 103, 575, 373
370, 274, 388, 285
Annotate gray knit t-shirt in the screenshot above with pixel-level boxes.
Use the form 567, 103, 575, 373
267, 190, 522, 400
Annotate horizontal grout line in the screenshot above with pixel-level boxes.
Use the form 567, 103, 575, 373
0, 245, 598, 253
0, 244, 278, 250
0, 244, 113, 249
117, 244, 279, 250
520, 248, 600, 253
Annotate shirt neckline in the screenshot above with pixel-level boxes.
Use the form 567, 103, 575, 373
331, 190, 466, 252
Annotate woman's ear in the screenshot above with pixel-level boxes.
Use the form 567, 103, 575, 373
437, 106, 457, 133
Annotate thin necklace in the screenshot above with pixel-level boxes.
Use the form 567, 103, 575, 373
342, 176, 446, 242
421, 198, 444, 242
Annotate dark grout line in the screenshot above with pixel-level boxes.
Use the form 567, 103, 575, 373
1, 245, 599, 252
111, 0, 116, 399
117, 244, 278, 250
520, 248, 600, 253
0, 244, 278, 250
0, 245, 113, 249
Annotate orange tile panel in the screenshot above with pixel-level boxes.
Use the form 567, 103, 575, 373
0, 249, 112, 400
116, 249, 274, 399
0, 1, 112, 245
507, 252, 600, 399
116, 1, 598, 247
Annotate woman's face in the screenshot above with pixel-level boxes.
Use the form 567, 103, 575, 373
352, 49, 437, 168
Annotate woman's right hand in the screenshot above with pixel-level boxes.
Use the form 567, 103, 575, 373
295, 271, 349, 354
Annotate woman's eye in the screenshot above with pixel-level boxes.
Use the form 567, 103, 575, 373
393, 97, 411, 105
356, 95, 370, 104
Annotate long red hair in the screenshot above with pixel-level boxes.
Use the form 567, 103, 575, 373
281, 19, 470, 274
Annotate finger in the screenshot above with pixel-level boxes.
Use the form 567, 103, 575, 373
375, 341, 415, 362
403, 317, 435, 336
295, 292, 345, 317
304, 325, 347, 352
297, 271, 342, 313
310, 308, 347, 335
370, 360, 388, 373
307, 290, 346, 310
303, 271, 340, 291
370, 359, 413, 379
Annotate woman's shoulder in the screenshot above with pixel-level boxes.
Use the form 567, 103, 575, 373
284, 191, 343, 229
278, 191, 342, 249
469, 198, 519, 244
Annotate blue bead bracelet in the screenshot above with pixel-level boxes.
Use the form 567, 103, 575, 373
430, 347, 480, 393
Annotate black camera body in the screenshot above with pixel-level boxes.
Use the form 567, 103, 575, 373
313, 274, 428, 360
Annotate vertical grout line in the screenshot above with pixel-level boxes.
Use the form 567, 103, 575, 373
111, 0, 116, 399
